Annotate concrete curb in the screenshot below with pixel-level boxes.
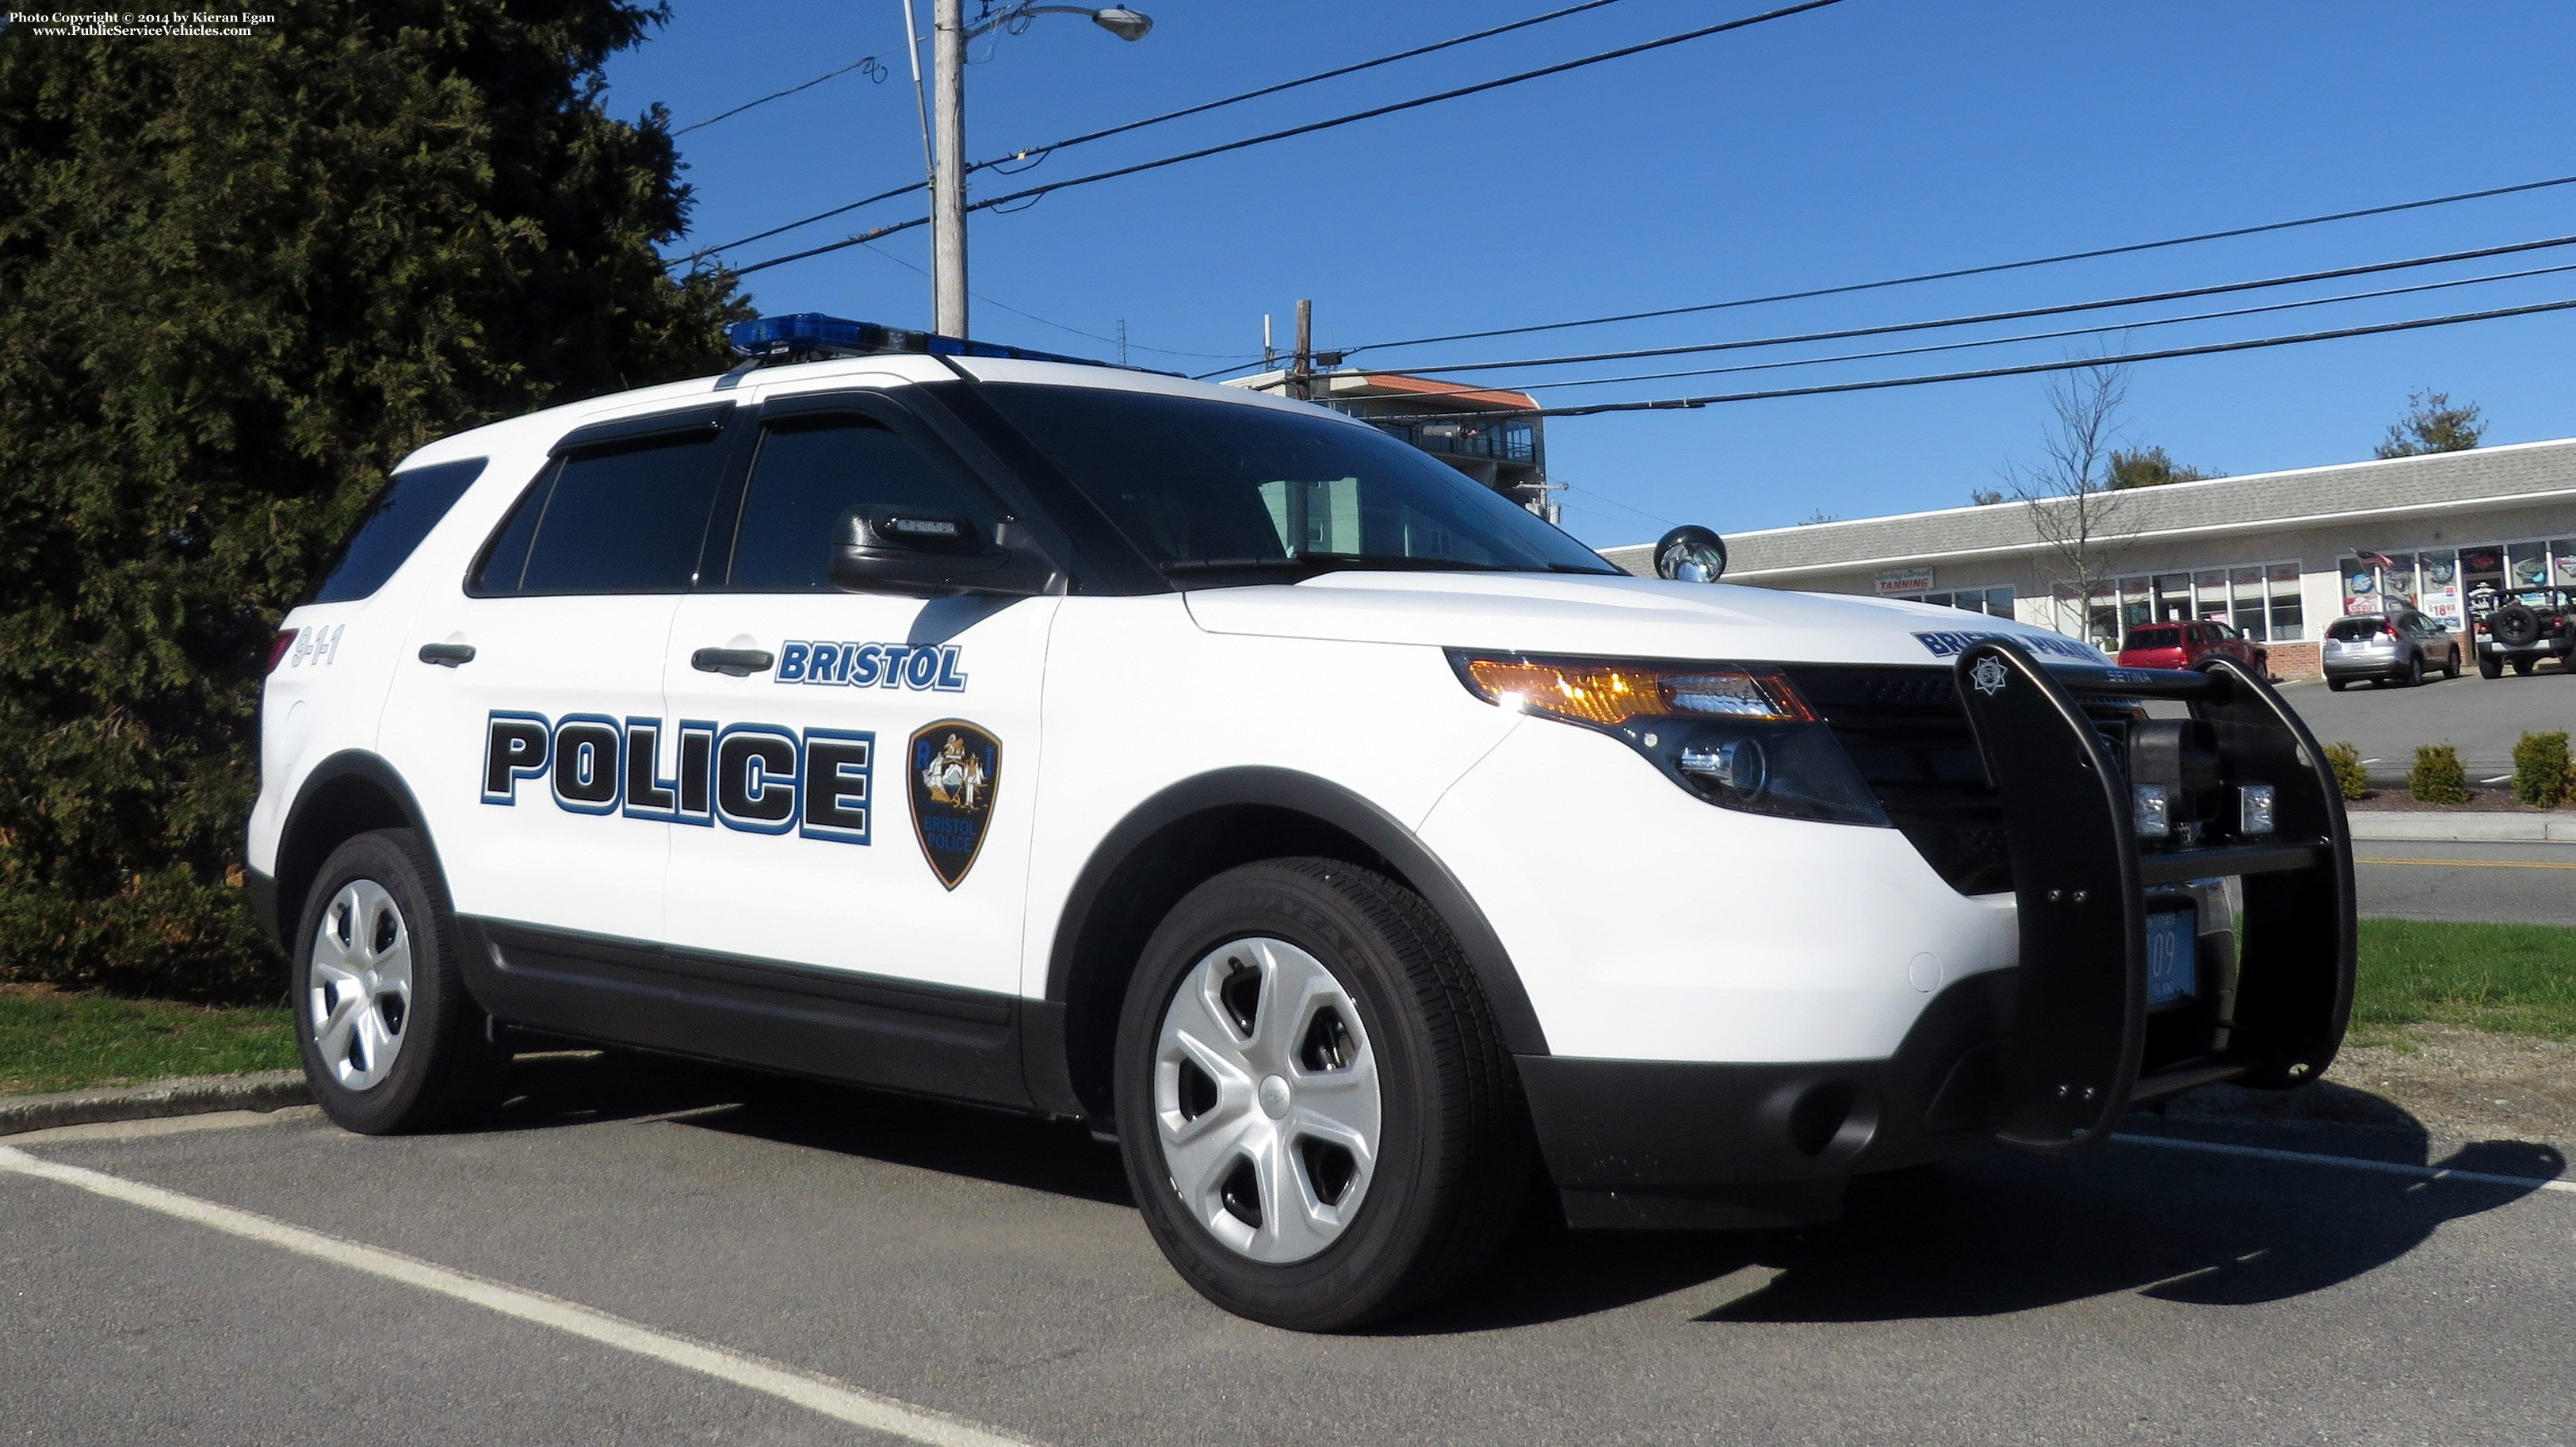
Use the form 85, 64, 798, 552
0, 1071, 311, 1137
2348, 813, 2576, 843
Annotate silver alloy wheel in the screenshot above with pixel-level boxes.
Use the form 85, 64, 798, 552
1153, 936, 1381, 1264
308, 879, 413, 1092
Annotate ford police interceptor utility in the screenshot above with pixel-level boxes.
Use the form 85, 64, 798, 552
249, 314, 2356, 1330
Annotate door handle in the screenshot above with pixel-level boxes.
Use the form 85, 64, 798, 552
418, 642, 476, 667
691, 646, 775, 676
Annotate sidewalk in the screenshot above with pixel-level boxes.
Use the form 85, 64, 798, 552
2346, 813, 2576, 843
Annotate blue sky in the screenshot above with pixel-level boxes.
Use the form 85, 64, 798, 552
606, 1, 2576, 549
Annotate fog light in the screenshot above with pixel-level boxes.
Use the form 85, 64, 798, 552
2240, 783, 2276, 836
1680, 737, 1766, 792
2133, 783, 2172, 839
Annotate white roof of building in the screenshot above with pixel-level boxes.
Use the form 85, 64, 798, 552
1601, 436, 2576, 580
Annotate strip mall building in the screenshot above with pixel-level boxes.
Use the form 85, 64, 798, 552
1604, 438, 2576, 677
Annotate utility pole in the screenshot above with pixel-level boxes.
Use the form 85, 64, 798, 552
1289, 299, 1313, 402
931, 0, 969, 339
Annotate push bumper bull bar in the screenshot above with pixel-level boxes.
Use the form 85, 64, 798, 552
1953, 641, 2356, 1155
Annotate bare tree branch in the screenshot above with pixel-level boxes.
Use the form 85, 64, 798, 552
2001, 354, 2135, 643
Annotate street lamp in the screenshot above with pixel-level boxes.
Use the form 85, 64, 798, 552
931, 2, 1152, 339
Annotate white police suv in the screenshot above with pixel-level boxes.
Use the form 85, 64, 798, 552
249, 314, 2356, 1330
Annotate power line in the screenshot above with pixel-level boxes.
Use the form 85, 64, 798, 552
1366, 232, 2576, 376
835, 238, 1253, 359
720, 0, 1849, 277
965, 0, 1634, 174
674, 0, 1638, 266
1407, 258, 2576, 400
671, 55, 890, 136
1362, 296, 2576, 421
1337, 170, 2576, 359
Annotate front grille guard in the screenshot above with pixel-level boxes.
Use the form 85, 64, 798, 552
1952, 640, 2356, 1155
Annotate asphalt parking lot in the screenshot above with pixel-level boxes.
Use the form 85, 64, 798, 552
2274, 668, 2576, 783
4, 1055, 2570, 1447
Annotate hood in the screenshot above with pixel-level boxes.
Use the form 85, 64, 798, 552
1182, 571, 2108, 669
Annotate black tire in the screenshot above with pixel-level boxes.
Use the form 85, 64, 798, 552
1113, 858, 1529, 1331
2445, 647, 2461, 679
2513, 656, 2536, 676
2491, 604, 2543, 648
2479, 651, 2505, 679
2404, 653, 2426, 687
2327, 678, 2349, 692
291, 829, 505, 1134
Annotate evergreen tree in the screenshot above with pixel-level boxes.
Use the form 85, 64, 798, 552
2107, 445, 2219, 489
0, 2, 748, 997
2375, 389, 2486, 458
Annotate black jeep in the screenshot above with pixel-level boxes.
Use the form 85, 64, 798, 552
2470, 586, 2576, 677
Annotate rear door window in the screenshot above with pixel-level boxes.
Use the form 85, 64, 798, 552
721, 415, 989, 591
310, 458, 487, 603
473, 431, 730, 595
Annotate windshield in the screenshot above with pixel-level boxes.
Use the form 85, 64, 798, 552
973, 383, 1617, 583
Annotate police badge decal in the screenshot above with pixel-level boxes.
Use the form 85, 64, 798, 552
908, 721, 1000, 889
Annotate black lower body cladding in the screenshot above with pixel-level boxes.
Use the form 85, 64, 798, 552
1520, 969, 2016, 1231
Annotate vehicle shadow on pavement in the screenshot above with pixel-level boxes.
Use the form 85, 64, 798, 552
1399, 1097, 2563, 1334
483, 1049, 1139, 1208
1694, 1128, 2563, 1325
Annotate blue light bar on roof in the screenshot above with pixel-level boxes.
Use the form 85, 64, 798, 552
724, 312, 1114, 369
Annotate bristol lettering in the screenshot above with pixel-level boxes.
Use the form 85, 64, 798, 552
775, 640, 967, 691
481, 710, 872, 844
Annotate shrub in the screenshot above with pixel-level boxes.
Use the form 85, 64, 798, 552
2512, 732, 2573, 808
2324, 742, 2368, 800
2410, 745, 2472, 805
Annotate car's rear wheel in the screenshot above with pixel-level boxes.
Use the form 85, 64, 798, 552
2327, 678, 2349, 692
2479, 651, 2505, 679
2404, 653, 2427, 687
2445, 646, 2461, 679
292, 829, 505, 1134
1114, 858, 1528, 1331
2513, 656, 2536, 676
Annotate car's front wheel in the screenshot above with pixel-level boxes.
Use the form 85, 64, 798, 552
1114, 858, 1528, 1331
292, 829, 505, 1134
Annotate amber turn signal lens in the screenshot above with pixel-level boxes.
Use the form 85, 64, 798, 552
1458, 656, 1810, 727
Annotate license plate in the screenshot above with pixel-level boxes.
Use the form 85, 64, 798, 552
2146, 907, 2198, 1006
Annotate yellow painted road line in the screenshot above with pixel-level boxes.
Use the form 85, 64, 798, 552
0, 1145, 1041, 1447
2354, 856, 2576, 870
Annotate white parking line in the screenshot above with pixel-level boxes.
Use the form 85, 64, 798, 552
0, 1145, 1040, 1447
2115, 1134, 2576, 1193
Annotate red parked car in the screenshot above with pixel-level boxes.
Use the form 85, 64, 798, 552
2116, 620, 2270, 674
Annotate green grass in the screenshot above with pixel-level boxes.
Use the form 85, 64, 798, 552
2353, 919, 2576, 1041
0, 988, 297, 1096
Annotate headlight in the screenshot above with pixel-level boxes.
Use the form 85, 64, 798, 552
1450, 652, 1887, 827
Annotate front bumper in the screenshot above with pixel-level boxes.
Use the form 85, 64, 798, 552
1512, 646, 2354, 1227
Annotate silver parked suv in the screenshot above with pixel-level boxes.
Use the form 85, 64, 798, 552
2322, 609, 2459, 690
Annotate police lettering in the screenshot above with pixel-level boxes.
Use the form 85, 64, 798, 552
776, 640, 967, 691
482, 711, 871, 844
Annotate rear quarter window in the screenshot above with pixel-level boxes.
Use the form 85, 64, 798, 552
308, 458, 487, 604
472, 432, 730, 595
2125, 626, 2180, 649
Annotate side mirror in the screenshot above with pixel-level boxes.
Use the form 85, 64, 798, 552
828, 507, 1059, 598
1654, 525, 1728, 584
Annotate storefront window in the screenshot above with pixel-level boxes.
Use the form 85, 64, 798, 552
2268, 563, 2303, 640
2230, 567, 2266, 640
